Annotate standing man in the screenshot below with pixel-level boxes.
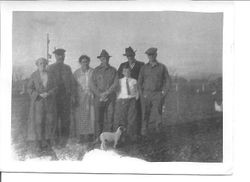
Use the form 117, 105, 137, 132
117, 47, 144, 137
48, 48, 75, 147
118, 47, 144, 80
90, 49, 118, 138
138, 47, 171, 136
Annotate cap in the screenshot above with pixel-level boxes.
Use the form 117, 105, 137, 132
53, 48, 66, 55
145, 47, 157, 55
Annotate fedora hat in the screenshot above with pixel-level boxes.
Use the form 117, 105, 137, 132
97, 49, 111, 59
123, 46, 136, 56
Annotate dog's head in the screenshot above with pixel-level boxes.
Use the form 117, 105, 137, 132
117, 126, 126, 133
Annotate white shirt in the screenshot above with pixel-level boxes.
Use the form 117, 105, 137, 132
117, 77, 139, 99
40, 72, 48, 88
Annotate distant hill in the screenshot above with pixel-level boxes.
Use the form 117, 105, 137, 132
177, 71, 222, 81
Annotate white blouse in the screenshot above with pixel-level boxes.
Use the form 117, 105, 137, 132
40, 72, 48, 88
74, 68, 93, 93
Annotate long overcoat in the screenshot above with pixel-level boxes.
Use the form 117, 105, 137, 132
26, 70, 57, 141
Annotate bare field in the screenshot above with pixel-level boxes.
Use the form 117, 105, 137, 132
11, 90, 222, 162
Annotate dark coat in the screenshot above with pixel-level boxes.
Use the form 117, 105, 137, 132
47, 62, 75, 97
117, 60, 145, 80
27, 70, 57, 141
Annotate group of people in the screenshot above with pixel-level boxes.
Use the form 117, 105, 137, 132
26, 46, 171, 153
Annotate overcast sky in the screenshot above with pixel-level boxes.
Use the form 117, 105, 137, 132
13, 11, 223, 79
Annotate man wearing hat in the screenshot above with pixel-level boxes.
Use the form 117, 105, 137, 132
48, 48, 76, 147
90, 49, 118, 138
118, 47, 144, 80
138, 47, 171, 136
117, 47, 144, 137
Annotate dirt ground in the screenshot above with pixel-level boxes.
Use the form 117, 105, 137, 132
11, 91, 222, 162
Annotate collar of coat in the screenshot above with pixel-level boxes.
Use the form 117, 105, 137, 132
100, 63, 111, 69
147, 60, 159, 67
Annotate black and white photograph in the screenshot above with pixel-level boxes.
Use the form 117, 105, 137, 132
0, 1, 234, 174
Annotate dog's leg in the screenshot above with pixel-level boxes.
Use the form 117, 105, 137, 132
100, 142, 105, 150
113, 139, 118, 148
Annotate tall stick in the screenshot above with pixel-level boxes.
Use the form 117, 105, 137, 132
46, 33, 51, 62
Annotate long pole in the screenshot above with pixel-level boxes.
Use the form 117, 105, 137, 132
47, 33, 50, 61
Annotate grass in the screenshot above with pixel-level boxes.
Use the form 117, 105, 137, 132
11, 89, 222, 162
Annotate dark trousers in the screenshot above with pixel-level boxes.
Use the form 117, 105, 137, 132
55, 93, 71, 143
141, 91, 164, 135
136, 98, 142, 136
114, 98, 137, 140
94, 97, 115, 138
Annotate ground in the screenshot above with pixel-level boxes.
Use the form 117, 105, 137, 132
11, 90, 222, 162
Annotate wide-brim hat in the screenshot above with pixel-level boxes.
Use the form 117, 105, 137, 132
53, 48, 66, 55
123, 46, 136, 56
145, 47, 157, 55
97, 49, 112, 59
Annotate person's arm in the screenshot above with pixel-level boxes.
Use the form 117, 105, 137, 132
134, 80, 139, 100
162, 65, 172, 96
67, 67, 76, 97
117, 63, 124, 79
71, 71, 80, 107
105, 70, 119, 95
47, 75, 58, 96
137, 66, 144, 96
27, 75, 39, 101
89, 70, 101, 97
73, 70, 79, 96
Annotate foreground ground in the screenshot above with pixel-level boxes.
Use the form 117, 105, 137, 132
11, 92, 222, 162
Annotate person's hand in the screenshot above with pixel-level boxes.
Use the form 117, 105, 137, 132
161, 91, 167, 98
40, 92, 48, 98
100, 92, 105, 98
100, 92, 108, 102
101, 91, 108, 98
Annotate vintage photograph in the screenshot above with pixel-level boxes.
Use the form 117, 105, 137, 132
10, 10, 224, 163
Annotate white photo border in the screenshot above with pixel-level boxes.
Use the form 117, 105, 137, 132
0, 1, 234, 174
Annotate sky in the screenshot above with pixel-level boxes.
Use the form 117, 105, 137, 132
12, 11, 223, 79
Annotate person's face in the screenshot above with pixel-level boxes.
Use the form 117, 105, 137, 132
55, 54, 65, 63
123, 68, 131, 78
100, 57, 109, 65
147, 54, 157, 62
37, 61, 47, 72
126, 55, 135, 62
80, 58, 90, 70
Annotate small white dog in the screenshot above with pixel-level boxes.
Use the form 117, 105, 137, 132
99, 126, 125, 150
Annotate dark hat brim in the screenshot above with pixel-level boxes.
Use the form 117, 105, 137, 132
97, 55, 112, 59
145, 52, 157, 55
123, 49, 136, 56
53, 49, 66, 55
123, 53, 135, 56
